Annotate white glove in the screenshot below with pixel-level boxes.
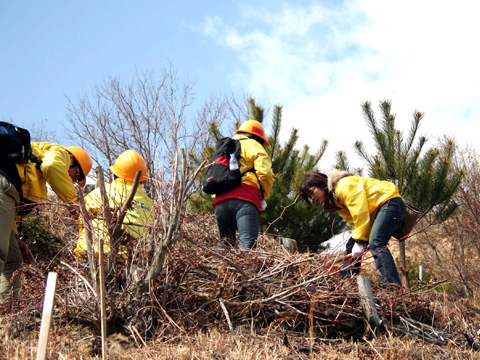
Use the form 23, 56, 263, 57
260, 200, 267, 211
352, 242, 365, 258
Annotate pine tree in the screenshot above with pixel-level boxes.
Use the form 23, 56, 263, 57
349, 99, 464, 285
262, 102, 344, 251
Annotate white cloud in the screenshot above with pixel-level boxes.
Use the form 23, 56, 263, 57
199, 16, 223, 36
199, 1, 480, 169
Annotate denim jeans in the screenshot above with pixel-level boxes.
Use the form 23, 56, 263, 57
369, 197, 405, 285
214, 199, 259, 250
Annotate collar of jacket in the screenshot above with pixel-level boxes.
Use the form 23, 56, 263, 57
327, 169, 352, 193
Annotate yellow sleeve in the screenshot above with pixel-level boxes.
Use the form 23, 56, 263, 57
336, 207, 353, 226
239, 138, 274, 200
335, 177, 372, 242
40, 146, 77, 202
75, 187, 109, 257
253, 145, 274, 200
122, 184, 154, 238
83, 188, 104, 214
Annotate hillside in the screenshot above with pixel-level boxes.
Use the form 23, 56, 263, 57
1, 206, 480, 359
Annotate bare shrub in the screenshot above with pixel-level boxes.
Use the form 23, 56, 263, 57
414, 146, 480, 298
65, 67, 227, 197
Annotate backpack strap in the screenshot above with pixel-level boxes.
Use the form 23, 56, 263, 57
242, 167, 265, 199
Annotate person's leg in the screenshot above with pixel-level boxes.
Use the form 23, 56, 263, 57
0, 174, 22, 302
235, 201, 259, 250
369, 197, 405, 285
214, 200, 237, 248
0, 232, 22, 300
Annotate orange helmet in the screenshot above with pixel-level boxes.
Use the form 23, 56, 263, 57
67, 146, 93, 187
109, 150, 149, 182
236, 119, 269, 147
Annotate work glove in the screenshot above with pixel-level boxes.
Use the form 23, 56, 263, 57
260, 200, 267, 211
352, 241, 365, 258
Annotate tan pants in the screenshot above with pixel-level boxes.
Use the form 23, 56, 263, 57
0, 174, 22, 302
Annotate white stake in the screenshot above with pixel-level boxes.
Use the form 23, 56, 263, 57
36, 272, 58, 360
419, 265, 423, 282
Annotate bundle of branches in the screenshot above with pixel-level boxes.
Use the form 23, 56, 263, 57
159, 238, 364, 336
143, 232, 443, 340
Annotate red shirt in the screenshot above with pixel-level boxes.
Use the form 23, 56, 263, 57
213, 183, 261, 212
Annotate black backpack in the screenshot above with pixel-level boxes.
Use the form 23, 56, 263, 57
0, 121, 33, 194
202, 137, 252, 195
0, 121, 32, 163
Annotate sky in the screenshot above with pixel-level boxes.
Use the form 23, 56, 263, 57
1, 0, 479, 171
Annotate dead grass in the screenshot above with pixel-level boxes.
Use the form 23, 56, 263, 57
2, 322, 480, 359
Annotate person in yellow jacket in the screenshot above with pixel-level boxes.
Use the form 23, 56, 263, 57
213, 120, 274, 250
0, 142, 92, 301
300, 170, 405, 286
75, 150, 153, 258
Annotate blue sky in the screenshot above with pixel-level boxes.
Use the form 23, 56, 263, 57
2, 0, 479, 170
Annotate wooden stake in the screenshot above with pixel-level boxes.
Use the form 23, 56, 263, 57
356, 275, 382, 332
99, 236, 108, 359
36, 272, 58, 360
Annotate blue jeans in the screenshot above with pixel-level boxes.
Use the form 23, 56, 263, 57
214, 199, 259, 250
369, 197, 405, 285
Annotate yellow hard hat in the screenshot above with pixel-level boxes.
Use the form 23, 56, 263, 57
109, 150, 149, 182
67, 146, 93, 187
236, 119, 269, 147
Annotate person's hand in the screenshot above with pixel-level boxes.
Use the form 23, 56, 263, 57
17, 239, 35, 265
352, 242, 365, 258
260, 200, 267, 211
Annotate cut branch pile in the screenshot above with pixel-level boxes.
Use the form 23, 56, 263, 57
164, 237, 362, 335
147, 233, 445, 341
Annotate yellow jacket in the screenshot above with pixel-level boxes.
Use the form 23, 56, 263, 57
75, 179, 153, 257
234, 134, 274, 200
331, 174, 401, 242
16, 142, 77, 203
